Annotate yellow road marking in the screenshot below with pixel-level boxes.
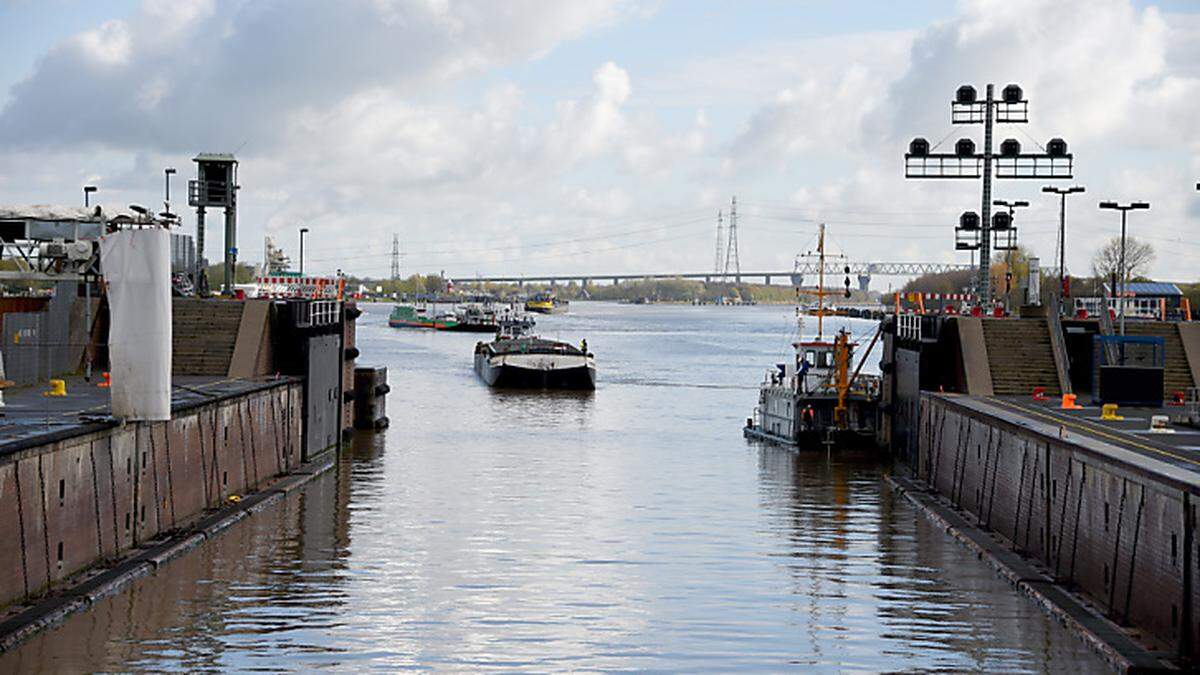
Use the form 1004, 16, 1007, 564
984, 396, 1200, 469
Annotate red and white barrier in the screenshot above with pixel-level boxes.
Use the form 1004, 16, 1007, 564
255, 275, 346, 300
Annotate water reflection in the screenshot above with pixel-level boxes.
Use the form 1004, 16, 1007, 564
0, 303, 1107, 671
756, 446, 1092, 671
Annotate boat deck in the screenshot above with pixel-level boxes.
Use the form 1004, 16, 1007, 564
486, 338, 585, 356
0, 375, 299, 457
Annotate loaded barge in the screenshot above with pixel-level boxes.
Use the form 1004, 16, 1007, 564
474, 320, 595, 389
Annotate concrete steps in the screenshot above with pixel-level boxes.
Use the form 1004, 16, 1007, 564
1121, 322, 1195, 398
981, 318, 1061, 396
172, 299, 245, 375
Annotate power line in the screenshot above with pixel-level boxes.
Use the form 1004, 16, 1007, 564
303, 214, 711, 264
713, 210, 724, 276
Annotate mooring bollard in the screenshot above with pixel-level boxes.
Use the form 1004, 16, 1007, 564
43, 379, 67, 397
1059, 393, 1082, 410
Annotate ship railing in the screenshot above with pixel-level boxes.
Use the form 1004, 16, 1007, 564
256, 275, 345, 301
897, 313, 922, 341
293, 299, 341, 328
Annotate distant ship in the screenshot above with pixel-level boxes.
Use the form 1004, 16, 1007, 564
388, 303, 457, 330
525, 292, 569, 314
744, 225, 881, 449
437, 303, 500, 333
474, 319, 595, 389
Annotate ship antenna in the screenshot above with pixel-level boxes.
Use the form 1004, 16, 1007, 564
817, 223, 825, 342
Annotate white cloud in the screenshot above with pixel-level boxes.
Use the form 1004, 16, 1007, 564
0, 0, 1196, 281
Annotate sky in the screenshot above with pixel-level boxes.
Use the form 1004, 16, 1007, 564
1, 0, 1198, 283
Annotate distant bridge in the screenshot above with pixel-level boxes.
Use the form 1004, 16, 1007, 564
450, 261, 978, 291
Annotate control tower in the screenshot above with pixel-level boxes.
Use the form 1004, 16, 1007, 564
188, 153, 239, 294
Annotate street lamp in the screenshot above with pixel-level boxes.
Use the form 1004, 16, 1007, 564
1042, 185, 1085, 306
299, 227, 310, 275
83, 185, 97, 207
1098, 200, 1150, 336
164, 168, 176, 211
992, 199, 1028, 307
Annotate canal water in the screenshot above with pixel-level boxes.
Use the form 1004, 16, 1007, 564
2, 302, 1106, 671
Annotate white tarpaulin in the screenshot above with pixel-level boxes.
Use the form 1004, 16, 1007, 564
100, 228, 172, 420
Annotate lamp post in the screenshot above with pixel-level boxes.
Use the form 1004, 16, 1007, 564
1042, 185, 1085, 307
992, 199, 1028, 308
83, 185, 97, 207
1098, 201, 1150, 336
164, 167, 176, 211
299, 227, 309, 276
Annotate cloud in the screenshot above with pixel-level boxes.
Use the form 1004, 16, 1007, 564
709, 0, 1200, 279
0, 0, 626, 152
0, 0, 1196, 280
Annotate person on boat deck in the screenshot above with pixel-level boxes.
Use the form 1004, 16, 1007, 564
580, 339, 588, 354
798, 357, 810, 393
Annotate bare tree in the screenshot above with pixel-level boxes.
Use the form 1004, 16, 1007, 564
1091, 236, 1155, 282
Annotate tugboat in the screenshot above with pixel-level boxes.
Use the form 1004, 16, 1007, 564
474, 318, 595, 389
525, 291, 569, 314
743, 224, 882, 449
388, 303, 457, 329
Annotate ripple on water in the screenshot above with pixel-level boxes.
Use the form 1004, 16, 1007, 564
0, 303, 1110, 672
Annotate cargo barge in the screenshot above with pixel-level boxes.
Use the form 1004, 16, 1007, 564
473, 321, 595, 389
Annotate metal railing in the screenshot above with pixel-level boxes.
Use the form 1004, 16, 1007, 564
897, 313, 922, 341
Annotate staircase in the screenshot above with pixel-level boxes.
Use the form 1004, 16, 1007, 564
172, 299, 245, 376
981, 318, 1061, 396
1121, 322, 1195, 399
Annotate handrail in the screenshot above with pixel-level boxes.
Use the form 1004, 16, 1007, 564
1046, 295, 1072, 395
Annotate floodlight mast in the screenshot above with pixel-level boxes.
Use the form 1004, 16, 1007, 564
904, 83, 1073, 306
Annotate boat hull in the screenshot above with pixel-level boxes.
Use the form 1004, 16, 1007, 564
474, 352, 595, 390
524, 300, 569, 314
750, 384, 879, 450
388, 319, 435, 329
438, 322, 498, 333
743, 424, 877, 450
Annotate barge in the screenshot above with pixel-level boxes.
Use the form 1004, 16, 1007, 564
473, 321, 594, 389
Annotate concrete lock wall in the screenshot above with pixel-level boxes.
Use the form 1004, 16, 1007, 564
0, 381, 302, 610
917, 394, 1200, 658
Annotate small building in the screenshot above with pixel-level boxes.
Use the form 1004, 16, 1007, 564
1078, 281, 1189, 321
1106, 281, 1181, 303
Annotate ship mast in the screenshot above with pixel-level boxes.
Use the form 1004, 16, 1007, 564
817, 223, 825, 341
